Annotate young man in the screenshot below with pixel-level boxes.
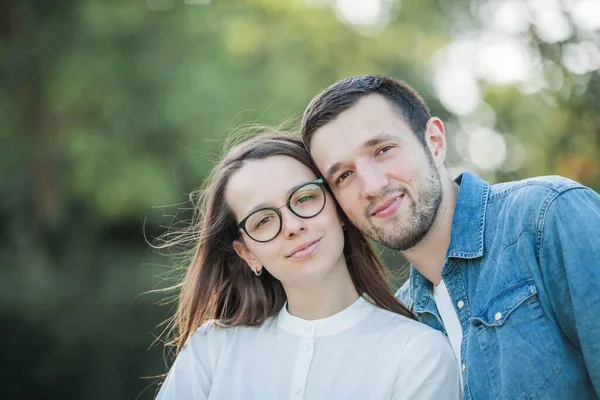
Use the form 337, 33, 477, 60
300, 75, 600, 399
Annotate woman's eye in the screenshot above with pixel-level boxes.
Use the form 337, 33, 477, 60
296, 195, 314, 204
255, 216, 273, 228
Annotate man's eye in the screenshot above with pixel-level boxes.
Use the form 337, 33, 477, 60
377, 145, 394, 155
335, 171, 352, 185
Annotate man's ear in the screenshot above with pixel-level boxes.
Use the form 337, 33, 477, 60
424, 117, 447, 166
233, 240, 262, 274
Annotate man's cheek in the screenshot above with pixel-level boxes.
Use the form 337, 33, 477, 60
342, 202, 362, 221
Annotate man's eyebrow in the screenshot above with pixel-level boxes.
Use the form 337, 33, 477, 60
361, 132, 397, 149
324, 162, 342, 182
324, 133, 397, 182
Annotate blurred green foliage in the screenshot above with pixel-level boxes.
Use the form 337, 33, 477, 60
1, 0, 598, 398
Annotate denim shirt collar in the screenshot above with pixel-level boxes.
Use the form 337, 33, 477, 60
409, 172, 490, 313
446, 172, 489, 259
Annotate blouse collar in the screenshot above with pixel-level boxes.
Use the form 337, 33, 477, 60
277, 296, 376, 337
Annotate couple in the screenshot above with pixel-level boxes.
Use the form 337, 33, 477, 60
156, 75, 600, 399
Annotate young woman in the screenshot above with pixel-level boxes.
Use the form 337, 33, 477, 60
156, 132, 459, 400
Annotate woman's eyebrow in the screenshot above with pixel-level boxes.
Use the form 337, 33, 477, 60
244, 179, 316, 215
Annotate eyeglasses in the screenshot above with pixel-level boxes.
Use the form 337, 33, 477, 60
236, 178, 327, 243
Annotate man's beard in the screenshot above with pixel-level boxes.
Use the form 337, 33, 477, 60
361, 157, 443, 251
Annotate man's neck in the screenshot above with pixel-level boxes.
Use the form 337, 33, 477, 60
402, 177, 459, 286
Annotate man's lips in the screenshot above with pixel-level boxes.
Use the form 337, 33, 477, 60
287, 238, 321, 259
371, 194, 404, 219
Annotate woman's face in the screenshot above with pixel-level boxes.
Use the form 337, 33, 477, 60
226, 155, 346, 288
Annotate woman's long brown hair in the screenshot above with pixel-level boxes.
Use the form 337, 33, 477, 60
157, 130, 414, 355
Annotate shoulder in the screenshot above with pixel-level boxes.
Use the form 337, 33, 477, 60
368, 306, 449, 348
483, 175, 593, 233
187, 320, 233, 344
487, 175, 598, 223
177, 321, 231, 361
538, 180, 600, 239
183, 317, 276, 354
367, 308, 456, 376
488, 175, 585, 205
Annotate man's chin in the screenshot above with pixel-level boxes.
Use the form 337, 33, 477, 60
365, 221, 425, 251
364, 225, 401, 246
368, 215, 402, 232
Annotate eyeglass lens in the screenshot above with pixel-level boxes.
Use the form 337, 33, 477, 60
243, 182, 325, 242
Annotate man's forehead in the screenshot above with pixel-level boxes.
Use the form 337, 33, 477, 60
310, 122, 405, 169
309, 95, 409, 158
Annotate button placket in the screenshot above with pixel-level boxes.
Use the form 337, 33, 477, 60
444, 263, 470, 386
288, 324, 316, 400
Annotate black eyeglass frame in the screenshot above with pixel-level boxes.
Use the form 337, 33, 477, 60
236, 178, 327, 243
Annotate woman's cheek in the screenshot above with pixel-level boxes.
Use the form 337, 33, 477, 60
321, 210, 343, 230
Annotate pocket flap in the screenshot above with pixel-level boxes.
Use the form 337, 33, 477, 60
470, 279, 537, 327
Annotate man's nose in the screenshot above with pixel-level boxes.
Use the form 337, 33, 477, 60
357, 161, 388, 199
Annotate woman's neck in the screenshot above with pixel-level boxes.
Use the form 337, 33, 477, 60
284, 258, 359, 320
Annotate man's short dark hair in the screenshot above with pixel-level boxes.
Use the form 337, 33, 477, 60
301, 75, 432, 148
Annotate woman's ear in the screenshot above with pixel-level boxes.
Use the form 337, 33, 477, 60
233, 240, 262, 274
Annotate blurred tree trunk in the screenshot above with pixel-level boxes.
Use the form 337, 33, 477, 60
2, 1, 76, 227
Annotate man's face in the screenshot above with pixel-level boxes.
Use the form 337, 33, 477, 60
309, 94, 444, 250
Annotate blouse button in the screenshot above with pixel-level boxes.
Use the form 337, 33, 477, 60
303, 343, 312, 351
293, 388, 302, 395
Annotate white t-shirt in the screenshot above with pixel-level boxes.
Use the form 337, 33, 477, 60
433, 281, 463, 381
157, 296, 459, 400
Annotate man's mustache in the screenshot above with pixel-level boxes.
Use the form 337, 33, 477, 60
365, 185, 407, 217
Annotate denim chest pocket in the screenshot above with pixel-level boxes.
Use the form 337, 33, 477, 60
468, 279, 564, 399
470, 279, 537, 327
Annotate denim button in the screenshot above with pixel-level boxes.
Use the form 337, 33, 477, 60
457, 300, 465, 309
494, 312, 502, 321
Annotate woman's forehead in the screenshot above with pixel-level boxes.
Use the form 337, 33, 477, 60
226, 156, 316, 216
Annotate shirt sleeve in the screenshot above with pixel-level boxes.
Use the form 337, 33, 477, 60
393, 328, 460, 400
156, 325, 220, 400
539, 187, 600, 395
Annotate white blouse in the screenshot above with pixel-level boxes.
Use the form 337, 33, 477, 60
157, 297, 459, 400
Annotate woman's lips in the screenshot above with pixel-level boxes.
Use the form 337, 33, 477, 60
288, 239, 320, 260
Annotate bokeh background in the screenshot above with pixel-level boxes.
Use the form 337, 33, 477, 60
2, 0, 599, 398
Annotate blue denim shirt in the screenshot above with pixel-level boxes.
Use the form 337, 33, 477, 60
396, 172, 600, 399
